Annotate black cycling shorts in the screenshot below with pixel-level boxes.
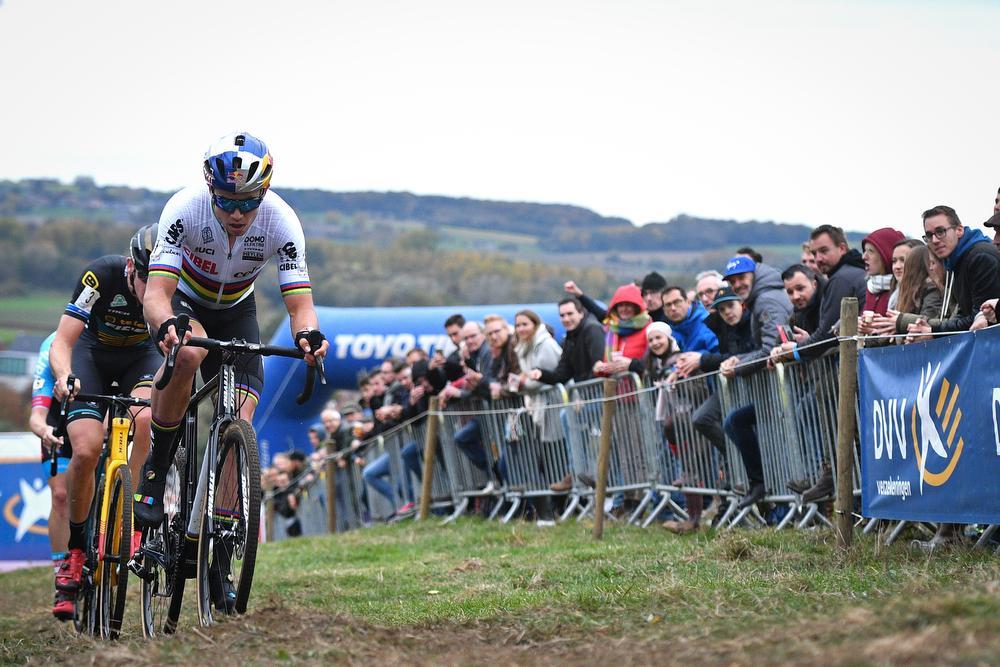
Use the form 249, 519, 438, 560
172, 292, 264, 404
67, 333, 160, 424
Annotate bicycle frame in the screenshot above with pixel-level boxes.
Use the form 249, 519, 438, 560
96, 415, 131, 563
184, 362, 238, 547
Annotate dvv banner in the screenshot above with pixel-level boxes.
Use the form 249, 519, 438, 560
0, 433, 52, 563
859, 327, 1000, 524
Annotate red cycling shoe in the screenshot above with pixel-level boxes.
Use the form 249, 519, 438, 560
54, 549, 84, 592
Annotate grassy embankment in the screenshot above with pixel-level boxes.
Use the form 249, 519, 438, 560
0, 293, 65, 345
1, 520, 997, 665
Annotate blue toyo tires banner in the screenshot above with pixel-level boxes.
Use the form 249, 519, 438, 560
858, 326, 1000, 523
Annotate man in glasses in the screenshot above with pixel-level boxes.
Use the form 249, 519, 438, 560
133, 131, 329, 613
908, 205, 1000, 336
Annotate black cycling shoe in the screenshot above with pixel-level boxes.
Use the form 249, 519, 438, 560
134, 461, 169, 529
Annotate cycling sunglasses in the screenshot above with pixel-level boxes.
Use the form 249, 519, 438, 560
213, 191, 265, 214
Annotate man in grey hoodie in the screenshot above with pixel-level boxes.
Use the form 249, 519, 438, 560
717, 256, 794, 510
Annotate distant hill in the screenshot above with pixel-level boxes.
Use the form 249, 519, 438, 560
0, 177, 864, 252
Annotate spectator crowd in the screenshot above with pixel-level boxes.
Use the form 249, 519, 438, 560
263, 194, 1000, 546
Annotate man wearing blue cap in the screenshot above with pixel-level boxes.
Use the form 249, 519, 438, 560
717, 254, 794, 509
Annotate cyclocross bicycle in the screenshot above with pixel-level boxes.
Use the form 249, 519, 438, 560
131, 315, 324, 636
54, 382, 150, 640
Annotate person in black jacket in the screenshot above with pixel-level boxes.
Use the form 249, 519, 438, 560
679, 287, 757, 462
796, 224, 867, 358
527, 297, 605, 493
769, 264, 827, 363
907, 205, 1000, 336
528, 297, 605, 386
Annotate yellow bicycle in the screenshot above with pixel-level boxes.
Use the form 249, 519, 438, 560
55, 378, 149, 639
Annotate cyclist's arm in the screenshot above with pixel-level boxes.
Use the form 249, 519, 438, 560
284, 292, 328, 359
28, 406, 49, 440
50, 315, 85, 400
143, 274, 179, 336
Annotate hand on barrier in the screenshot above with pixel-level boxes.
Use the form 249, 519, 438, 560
867, 312, 899, 336
905, 318, 932, 344
674, 352, 701, 378
720, 356, 740, 378
971, 299, 997, 331
982, 298, 998, 325
768, 342, 797, 367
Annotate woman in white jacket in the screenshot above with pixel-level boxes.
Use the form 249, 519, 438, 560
511, 310, 569, 510
513, 310, 563, 393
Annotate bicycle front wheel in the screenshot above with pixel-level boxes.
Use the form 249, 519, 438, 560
197, 420, 261, 626
98, 465, 132, 640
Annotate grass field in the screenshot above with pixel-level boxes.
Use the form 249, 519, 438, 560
1, 521, 997, 665
0, 293, 66, 343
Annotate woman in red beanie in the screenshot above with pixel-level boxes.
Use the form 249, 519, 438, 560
861, 227, 905, 315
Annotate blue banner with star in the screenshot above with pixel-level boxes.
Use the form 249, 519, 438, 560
0, 433, 52, 562
858, 327, 1000, 523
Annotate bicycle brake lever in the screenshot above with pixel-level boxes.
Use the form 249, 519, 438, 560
155, 314, 190, 390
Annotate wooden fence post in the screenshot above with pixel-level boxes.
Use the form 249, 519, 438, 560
418, 397, 440, 521
835, 296, 859, 549
592, 378, 618, 540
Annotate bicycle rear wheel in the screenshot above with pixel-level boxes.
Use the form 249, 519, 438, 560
140, 460, 183, 638
98, 465, 132, 639
197, 420, 260, 626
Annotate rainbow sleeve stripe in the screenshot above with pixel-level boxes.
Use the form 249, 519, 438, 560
280, 281, 312, 297
148, 263, 181, 280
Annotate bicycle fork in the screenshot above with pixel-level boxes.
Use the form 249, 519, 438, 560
98, 417, 131, 563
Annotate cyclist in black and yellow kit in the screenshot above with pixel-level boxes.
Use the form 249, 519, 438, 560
48, 226, 159, 619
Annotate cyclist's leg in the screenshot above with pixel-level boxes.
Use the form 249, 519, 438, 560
118, 345, 159, 484
48, 473, 70, 554
134, 297, 208, 528
62, 340, 111, 569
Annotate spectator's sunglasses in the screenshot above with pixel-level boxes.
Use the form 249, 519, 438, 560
922, 224, 956, 243
213, 191, 265, 214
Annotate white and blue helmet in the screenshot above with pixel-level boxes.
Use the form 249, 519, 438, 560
202, 131, 274, 193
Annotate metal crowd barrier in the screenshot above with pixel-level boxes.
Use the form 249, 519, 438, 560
563, 373, 661, 525
264, 353, 878, 541
646, 374, 739, 528
266, 469, 330, 540
436, 397, 503, 522
476, 384, 572, 523
720, 363, 814, 528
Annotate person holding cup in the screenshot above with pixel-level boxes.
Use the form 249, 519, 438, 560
593, 283, 651, 377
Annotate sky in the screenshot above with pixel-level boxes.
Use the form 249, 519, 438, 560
2, 0, 998, 235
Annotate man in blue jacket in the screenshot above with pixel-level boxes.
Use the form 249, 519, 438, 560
661, 286, 720, 354
908, 205, 1000, 335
